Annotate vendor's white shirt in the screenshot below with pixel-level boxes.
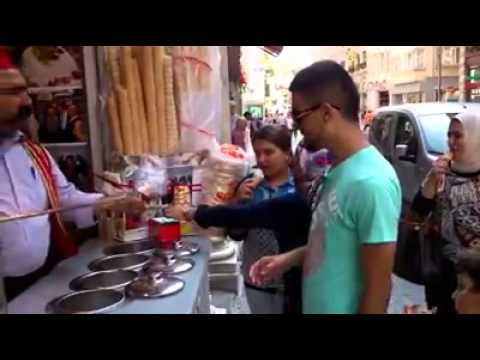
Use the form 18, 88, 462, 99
0, 139, 102, 277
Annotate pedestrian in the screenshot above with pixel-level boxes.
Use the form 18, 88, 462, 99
249, 60, 402, 314
168, 126, 296, 314
243, 111, 257, 138
231, 117, 247, 150
409, 111, 480, 314
454, 248, 480, 314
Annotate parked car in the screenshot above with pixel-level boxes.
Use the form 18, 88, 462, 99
369, 102, 480, 208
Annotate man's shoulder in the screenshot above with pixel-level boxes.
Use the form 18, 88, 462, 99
342, 146, 398, 184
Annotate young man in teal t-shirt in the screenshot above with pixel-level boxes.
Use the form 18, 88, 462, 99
250, 61, 401, 314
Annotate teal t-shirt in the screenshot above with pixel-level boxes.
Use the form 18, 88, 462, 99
303, 146, 401, 314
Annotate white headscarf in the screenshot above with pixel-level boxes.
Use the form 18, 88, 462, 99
451, 112, 480, 173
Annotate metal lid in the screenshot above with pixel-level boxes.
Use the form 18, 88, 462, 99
104, 240, 155, 256
174, 240, 200, 256
70, 270, 138, 291
154, 240, 199, 258
126, 273, 185, 299
46, 289, 125, 314
146, 252, 194, 274
89, 253, 150, 272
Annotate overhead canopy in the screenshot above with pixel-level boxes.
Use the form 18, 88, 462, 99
258, 46, 284, 57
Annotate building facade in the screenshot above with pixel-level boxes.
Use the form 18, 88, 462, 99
347, 46, 461, 110
463, 46, 480, 102
389, 46, 459, 105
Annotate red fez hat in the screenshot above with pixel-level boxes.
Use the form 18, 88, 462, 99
0, 47, 14, 70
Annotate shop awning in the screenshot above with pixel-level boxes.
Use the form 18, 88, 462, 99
465, 82, 480, 90
258, 46, 284, 57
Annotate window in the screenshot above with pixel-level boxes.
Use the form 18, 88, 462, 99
380, 53, 385, 71
417, 114, 450, 154
442, 46, 460, 66
394, 114, 418, 159
416, 49, 425, 69
408, 48, 425, 70
371, 113, 394, 154
360, 51, 367, 69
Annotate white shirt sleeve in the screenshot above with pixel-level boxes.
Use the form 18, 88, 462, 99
48, 152, 103, 229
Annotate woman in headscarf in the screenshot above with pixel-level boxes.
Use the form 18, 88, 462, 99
409, 111, 480, 314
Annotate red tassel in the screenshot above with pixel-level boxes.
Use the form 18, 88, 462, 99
0, 47, 14, 69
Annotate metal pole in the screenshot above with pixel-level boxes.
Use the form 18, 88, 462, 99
437, 46, 443, 101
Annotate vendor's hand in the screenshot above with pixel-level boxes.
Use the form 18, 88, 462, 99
234, 177, 262, 202
165, 205, 190, 222
98, 195, 146, 215
249, 254, 291, 287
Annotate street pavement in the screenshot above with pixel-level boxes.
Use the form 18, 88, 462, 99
212, 274, 426, 314
388, 274, 426, 314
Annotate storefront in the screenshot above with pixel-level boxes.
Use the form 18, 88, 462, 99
421, 76, 459, 102
466, 65, 480, 102
465, 47, 480, 102
391, 82, 422, 105
366, 80, 390, 109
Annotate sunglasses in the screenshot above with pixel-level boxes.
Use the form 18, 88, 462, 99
290, 102, 341, 124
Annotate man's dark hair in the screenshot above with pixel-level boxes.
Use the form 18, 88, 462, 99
253, 125, 291, 154
456, 249, 480, 291
243, 111, 252, 119
289, 60, 360, 122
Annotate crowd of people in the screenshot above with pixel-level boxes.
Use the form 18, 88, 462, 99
231, 109, 293, 151
173, 60, 480, 315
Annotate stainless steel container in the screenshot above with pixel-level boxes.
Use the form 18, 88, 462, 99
146, 252, 194, 275
89, 253, 150, 272
46, 289, 125, 314
104, 240, 155, 256
70, 270, 138, 291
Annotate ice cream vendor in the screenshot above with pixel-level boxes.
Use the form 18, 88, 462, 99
0, 48, 144, 301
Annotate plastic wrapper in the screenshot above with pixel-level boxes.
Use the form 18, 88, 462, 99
122, 155, 169, 199
171, 46, 223, 154
201, 143, 249, 206
197, 143, 248, 241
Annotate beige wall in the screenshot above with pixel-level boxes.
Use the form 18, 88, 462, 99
389, 46, 459, 85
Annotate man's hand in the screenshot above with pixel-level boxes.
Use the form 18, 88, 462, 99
359, 243, 396, 314
233, 177, 263, 203
249, 254, 290, 286
249, 247, 306, 286
164, 205, 192, 222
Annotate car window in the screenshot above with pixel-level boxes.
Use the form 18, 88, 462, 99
417, 114, 450, 154
371, 113, 394, 154
395, 113, 418, 157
